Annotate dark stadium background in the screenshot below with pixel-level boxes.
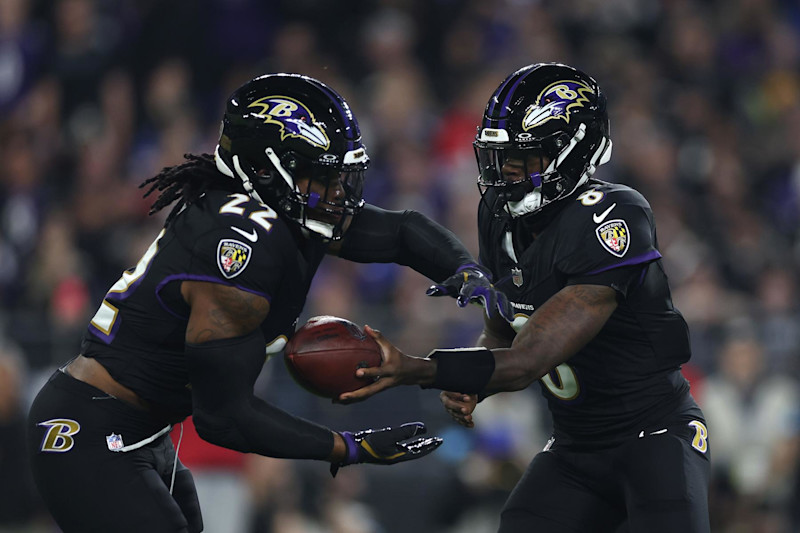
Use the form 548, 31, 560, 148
1, 0, 799, 531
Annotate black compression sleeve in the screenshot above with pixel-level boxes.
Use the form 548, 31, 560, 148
186, 330, 334, 460
338, 204, 474, 283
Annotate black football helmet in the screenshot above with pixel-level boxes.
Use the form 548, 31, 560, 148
474, 63, 612, 219
215, 73, 369, 239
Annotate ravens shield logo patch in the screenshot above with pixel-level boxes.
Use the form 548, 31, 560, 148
217, 239, 252, 279
595, 219, 629, 257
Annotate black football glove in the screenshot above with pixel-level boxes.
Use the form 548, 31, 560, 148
426, 263, 513, 321
330, 422, 442, 477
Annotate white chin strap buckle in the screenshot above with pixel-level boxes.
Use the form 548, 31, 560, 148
505, 190, 542, 217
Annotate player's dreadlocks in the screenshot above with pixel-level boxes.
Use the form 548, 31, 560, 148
140, 153, 244, 225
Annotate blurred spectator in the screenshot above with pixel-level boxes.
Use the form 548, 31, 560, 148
0, 0, 46, 115
701, 335, 800, 531
4, 0, 800, 530
0, 341, 47, 531
170, 419, 250, 533
754, 266, 800, 376
50, 0, 124, 141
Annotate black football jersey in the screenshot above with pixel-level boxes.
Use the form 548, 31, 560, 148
80, 190, 328, 420
479, 179, 697, 445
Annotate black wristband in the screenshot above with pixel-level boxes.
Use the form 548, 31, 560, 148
424, 348, 495, 394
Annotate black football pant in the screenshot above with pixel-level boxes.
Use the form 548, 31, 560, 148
498, 420, 710, 533
27, 370, 203, 533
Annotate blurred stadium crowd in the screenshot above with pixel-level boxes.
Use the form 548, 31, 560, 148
1, 0, 800, 531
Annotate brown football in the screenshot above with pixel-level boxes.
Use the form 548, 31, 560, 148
284, 316, 381, 399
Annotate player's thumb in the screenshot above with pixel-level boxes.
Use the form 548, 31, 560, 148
395, 421, 426, 440
364, 325, 391, 364
364, 324, 382, 338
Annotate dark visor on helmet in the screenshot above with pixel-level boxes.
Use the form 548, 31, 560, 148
290, 155, 367, 212
474, 146, 546, 188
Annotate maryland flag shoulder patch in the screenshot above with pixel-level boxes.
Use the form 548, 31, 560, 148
595, 219, 629, 257
217, 239, 252, 279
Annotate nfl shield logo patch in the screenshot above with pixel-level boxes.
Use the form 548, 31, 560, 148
217, 239, 252, 279
511, 267, 524, 287
106, 433, 124, 451
596, 219, 629, 257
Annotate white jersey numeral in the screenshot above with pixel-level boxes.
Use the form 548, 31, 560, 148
220, 193, 278, 233
509, 313, 581, 400
90, 230, 166, 335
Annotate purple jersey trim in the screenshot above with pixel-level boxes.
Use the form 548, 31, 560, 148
88, 314, 122, 345
106, 267, 155, 302
583, 250, 662, 276
155, 274, 272, 319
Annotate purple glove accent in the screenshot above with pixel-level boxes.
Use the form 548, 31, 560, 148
330, 423, 442, 478
340, 431, 360, 465
428, 263, 513, 321
468, 286, 492, 308
456, 263, 493, 281
456, 262, 478, 273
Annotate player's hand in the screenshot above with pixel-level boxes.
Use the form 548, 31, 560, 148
330, 422, 442, 477
426, 263, 513, 321
440, 391, 477, 428
337, 325, 426, 404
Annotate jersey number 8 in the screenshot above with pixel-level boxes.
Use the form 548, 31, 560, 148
511, 313, 580, 401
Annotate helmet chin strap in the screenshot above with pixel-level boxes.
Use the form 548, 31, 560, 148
214, 145, 234, 177
214, 145, 267, 205
505, 189, 543, 217
263, 147, 296, 191
302, 219, 336, 239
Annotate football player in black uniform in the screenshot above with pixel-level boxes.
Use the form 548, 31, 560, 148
26, 73, 512, 533
340, 63, 711, 532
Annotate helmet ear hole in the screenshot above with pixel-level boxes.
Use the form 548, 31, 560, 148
543, 133, 571, 158
281, 153, 298, 171
255, 171, 276, 188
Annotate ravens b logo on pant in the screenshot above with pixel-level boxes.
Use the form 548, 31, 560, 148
37, 418, 81, 452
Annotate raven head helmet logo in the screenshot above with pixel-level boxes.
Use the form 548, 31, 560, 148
247, 96, 330, 150
522, 80, 594, 131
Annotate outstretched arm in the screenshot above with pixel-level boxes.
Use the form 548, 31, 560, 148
331, 204, 511, 319
182, 281, 340, 460
338, 284, 618, 402
181, 281, 441, 470
331, 205, 473, 282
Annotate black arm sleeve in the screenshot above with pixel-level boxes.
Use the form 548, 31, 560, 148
338, 204, 474, 283
186, 330, 334, 460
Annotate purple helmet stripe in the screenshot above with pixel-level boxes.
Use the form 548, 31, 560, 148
313, 81, 361, 151
496, 67, 537, 131
485, 65, 538, 130
487, 71, 520, 118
